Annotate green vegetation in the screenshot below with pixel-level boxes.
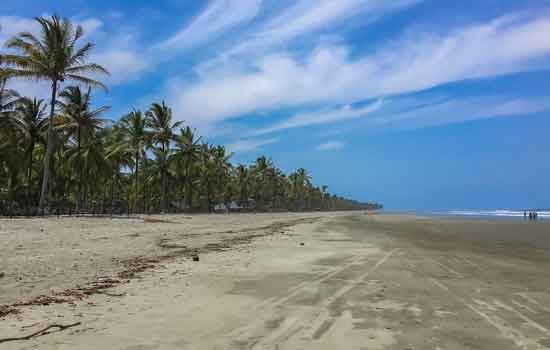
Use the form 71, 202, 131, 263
0, 15, 381, 215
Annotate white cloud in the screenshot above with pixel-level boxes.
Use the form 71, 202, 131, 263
157, 0, 263, 51
486, 98, 549, 117
316, 141, 345, 151
220, 0, 421, 60
248, 94, 550, 136
78, 18, 104, 38
0, 16, 39, 42
261, 0, 419, 43
170, 14, 550, 130
5, 6, 550, 139
373, 15, 550, 95
170, 46, 371, 126
226, 137, 278, 153
4, 79, 51, 100
252, 99, 383, 136
87, 26, 151, 85
92, 48, 150, 85
363, 95, 550, 131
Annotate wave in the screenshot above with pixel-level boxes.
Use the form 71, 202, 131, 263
447, 210, 550, 218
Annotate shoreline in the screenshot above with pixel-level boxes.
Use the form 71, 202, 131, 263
380, 209, 550, 221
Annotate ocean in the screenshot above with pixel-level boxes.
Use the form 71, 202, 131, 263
439, 209, 549, 220
383, 209, 549, 220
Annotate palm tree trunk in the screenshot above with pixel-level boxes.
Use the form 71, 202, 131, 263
7, 170, 14, 202
27, 141, 35, 209
162, 168, 167, 212
206, 180, 211, 213
7, 169, 17, 215
111, 162, 118, 214
85, 161, 89, 211
76, 126, 81, 213
101, 182, 107, 214
185, 158, 191, 211
110, 172, 115, 215
187, 185, 192, 212
134, 150, 139, 213
38, 79, 58, 209
161, 143, 167, 212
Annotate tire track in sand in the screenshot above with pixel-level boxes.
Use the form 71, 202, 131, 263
430, 278, 550, 350
222, 254, 366, 347
238, 248, 399, 349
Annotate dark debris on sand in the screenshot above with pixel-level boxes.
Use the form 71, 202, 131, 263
0, 216, 320, 320
0, 306, 21, 318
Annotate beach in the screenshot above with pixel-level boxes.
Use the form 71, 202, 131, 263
1, 212, 550, 349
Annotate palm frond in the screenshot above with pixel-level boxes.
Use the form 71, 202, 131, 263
66, 63, 110, 76
65, 74, 108, 91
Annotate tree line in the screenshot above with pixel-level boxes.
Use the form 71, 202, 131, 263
0, 15, 382, 215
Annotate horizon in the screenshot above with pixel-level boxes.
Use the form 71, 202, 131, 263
2, 0, 550, 210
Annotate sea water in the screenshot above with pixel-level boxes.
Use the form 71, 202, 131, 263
443, 209, 550, 219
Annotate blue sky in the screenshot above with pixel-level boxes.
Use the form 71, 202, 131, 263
2, 0, 550, 210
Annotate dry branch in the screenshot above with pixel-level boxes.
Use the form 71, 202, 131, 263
0, 322, 81, 343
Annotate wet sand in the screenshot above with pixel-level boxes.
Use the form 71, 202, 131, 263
1, 213, 550, 349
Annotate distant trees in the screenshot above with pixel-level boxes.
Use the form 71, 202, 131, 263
57, 86, 109, 211
12, 97, 47, 205
146, 101, 182, 212
0, 15, 381, 215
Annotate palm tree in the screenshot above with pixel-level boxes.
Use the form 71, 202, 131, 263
288, 168, 311, 210
78, 129, 110, 210
0, 78, 19, 163
1, 15, 110, 208
11, 97, 47, 205
251, 156, 275, 210
210, 145, 233, 209
148, 147, 168, 211
0, 127, 25, 207
0, 75, 22, 211
270, 167, 287, 210
235, 164, 249, 209
321, 185, 329, 210
198, 144, 233, 212
0, 77, 19, 119
173, 126, 202, 211
146, 101, 182, 212
105, 125, 133, 213
199, 144, 215, 212
119, 110, 148, 212
57, 86, 109, 211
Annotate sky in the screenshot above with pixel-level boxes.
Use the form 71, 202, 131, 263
2, 0, 550, 210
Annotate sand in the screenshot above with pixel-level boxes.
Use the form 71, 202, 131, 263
1, 212, 550, 349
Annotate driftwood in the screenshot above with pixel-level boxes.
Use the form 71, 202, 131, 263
0, 322, 81, 343
98, 291, 126, 297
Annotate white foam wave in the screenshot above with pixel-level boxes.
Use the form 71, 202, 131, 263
448, 210, 550, 218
